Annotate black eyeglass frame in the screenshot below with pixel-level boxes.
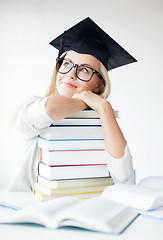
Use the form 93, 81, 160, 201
56, 57, 103, 82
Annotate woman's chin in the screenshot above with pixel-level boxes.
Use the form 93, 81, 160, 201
58, 89, 74, 98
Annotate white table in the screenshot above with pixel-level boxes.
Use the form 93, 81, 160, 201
0, 192, 163, 240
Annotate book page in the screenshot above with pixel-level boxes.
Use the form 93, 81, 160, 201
138, 176, 163, 190
56, 197, 137, 233
0, 196, 79, 228
101, 184, 163, 210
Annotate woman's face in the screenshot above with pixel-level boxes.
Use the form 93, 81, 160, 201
56, 51, 103, 98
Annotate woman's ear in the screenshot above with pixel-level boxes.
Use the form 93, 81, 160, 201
93, 81, 104, 94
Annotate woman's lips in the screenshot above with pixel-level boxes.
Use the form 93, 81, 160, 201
62, 82, 77, 88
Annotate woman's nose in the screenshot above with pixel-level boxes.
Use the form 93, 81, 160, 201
66, 66, 77, 79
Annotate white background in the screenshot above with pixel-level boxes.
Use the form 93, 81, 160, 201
0, 0, 163, 189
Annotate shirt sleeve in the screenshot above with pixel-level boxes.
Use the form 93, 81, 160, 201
7, 137, 39, 191
105, 144, 135, 184
16, 96, 55, 138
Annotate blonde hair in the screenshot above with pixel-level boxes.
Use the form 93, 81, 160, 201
45, 52, 111, 99
99, 62, 111, 99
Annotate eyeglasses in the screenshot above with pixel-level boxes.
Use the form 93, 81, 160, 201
56, 57, 103, 82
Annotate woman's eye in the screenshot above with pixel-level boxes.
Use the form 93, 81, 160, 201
63, 61, 71, 67
80, 67, 89, 73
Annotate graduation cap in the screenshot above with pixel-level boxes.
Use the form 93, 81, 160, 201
49, 17, 137, 71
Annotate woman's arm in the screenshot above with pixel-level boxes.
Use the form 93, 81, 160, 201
16, 95, 87, 139
72, 91, 134, 183
96, 100, 126, 158
73, 91, 126, 159
46, 95, 87, 121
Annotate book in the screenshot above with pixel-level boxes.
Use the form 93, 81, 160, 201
0, 195, 137, 233
33, 189, 103, 201
36, 109, 111, 203
137, 176, 163, 190
53, 118, 101, 125
36, 175, 114, 189
135, 176, 163, 219
34, 181, 112, 196
40, 149, 109, 166
101, 183, 163, 211
39, 125, 104, 140
34, 176, 113, 202
38, 137, 105, 151
52, 109, 118, 126
38, 163, 110, 180
66, 109, 119, 119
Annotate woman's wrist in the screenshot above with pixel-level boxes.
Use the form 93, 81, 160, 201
96, 99, 113, 116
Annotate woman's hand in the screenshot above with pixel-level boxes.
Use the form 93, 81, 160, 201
72, 91, 107, 112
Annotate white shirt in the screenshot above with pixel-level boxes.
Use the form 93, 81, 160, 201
7, 97, 135, 191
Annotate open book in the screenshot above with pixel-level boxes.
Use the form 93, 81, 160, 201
101, 183, 163, 211
101, 181, 163, 220
0, 196, 137, 234
1, 180, 163, 232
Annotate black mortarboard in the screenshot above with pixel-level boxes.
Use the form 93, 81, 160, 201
49, 17, 137, 71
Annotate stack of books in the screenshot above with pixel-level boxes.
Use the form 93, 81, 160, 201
34, 110, 118, 201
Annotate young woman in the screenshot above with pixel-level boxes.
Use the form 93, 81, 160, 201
7, 17, 136, 191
